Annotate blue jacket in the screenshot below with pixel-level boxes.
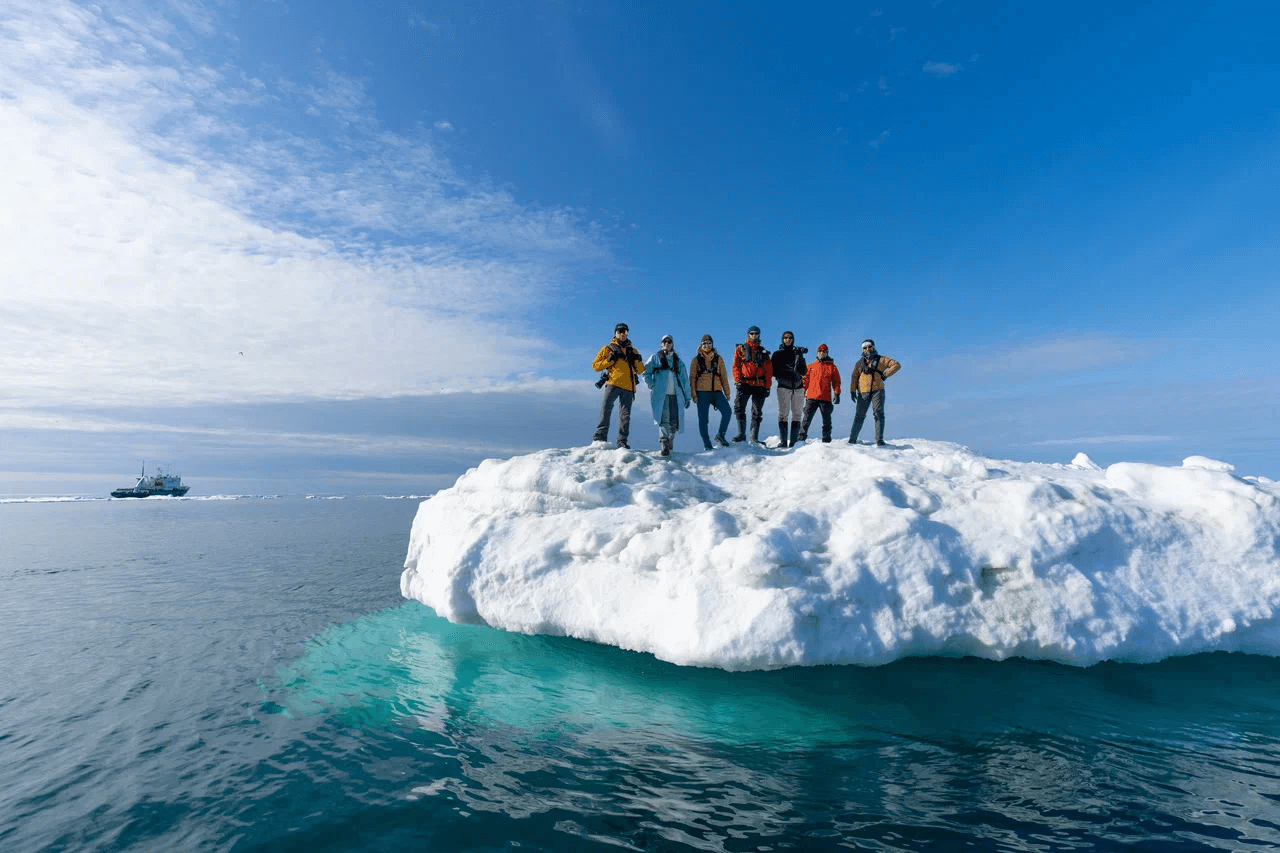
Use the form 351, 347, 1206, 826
643, 351, 692, 431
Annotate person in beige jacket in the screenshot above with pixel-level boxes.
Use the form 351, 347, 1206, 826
688, 334, 733, 449
848, 339, 901, 446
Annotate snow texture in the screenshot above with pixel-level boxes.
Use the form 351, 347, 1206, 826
401, 440, 1280, 670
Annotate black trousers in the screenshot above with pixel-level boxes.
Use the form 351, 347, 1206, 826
800, 399, 833, 441
850, 390, 885, 442
733, 384, 769, 427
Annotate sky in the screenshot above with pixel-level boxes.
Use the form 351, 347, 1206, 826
1, 0, 1277, 495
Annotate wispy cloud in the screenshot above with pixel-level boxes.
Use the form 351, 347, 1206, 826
923, 60, 962, 78
434, 120, 453, 131
922, 334, 1158, 379
870, 131, 890, 149
0, 0, 611, 408
1018, 435, 1175, 447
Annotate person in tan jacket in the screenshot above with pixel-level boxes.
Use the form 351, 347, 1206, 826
689, 334, 733, 449
848, 339, 901, 446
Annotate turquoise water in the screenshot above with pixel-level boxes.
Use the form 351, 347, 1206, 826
2, 497, 1279, 851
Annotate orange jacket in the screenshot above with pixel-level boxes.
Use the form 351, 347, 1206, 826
802, 357, 841, 401
732, 342, 773, 387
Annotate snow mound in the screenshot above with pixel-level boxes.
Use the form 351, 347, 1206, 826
401, 440, 1280, 670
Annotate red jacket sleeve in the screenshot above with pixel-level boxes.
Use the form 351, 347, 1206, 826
731, 347, 743, 384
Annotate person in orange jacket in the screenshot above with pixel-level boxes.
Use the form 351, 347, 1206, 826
798, 343, 841, 443
848, 339, 901, 446
731, 325, 773, 443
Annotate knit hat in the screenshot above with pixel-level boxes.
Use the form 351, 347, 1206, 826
700, 334, 714, 345
817, 343, 829, 352
747, 325, 761, 335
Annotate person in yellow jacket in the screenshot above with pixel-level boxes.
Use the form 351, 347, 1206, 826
848, 339, 902, 446
592, 322, 646, 448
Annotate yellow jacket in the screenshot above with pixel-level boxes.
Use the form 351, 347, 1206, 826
592, 341, 646, 391
852, 355, 901, 393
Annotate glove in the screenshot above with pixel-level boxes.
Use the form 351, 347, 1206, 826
833, 392, 840, 405
685, 398, 691, 409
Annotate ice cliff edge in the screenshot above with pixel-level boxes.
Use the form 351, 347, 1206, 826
401, 440, 1280, 670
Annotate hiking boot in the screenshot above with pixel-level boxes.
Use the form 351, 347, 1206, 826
715, 434, 730, 447
617, 440, 630, 449
876, 440, 887, 447
703, 441, 714, 450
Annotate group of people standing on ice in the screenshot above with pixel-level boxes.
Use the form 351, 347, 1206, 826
592, 323, 901, 455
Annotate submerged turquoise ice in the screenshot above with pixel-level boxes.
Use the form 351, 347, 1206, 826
4, 496, 1280, 851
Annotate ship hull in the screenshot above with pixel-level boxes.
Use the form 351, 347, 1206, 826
110, 487, 190, 498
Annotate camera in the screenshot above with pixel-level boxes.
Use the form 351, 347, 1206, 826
796, 346, 808, 354
594, 371, 610, 388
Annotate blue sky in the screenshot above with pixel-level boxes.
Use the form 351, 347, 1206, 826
1, 0, 1277, 495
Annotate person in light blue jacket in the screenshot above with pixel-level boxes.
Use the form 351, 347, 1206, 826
643, 335, 693, 457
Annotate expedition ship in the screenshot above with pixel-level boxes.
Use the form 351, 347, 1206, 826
111, 464, 190, 498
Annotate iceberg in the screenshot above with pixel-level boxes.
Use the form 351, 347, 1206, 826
401, 440, 1280, 671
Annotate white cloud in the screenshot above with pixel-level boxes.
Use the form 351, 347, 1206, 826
923, 60, 962, 78
434, 120, 453, 131
870, 130, 890, 149
0, 0, 610, 408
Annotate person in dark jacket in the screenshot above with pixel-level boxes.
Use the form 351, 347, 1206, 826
771, 330, 808, 447
799, 343, 841, 442
591, 322, 646, 448
731, 325, 773, 443
848, 338, 902, 446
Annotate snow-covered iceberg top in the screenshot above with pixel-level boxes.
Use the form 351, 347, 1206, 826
401, 440, 1280, 670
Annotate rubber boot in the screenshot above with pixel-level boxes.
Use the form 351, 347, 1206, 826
778, 421, 789, 448
790, 421, 801, 447
731, 414, 747, 442
749, 421, 760, 444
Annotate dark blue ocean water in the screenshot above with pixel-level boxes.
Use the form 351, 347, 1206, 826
2, 496, 1279, 852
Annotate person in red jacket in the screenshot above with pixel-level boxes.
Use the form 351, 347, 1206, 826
798, 343, 841, 443
731, 325, 773, 443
